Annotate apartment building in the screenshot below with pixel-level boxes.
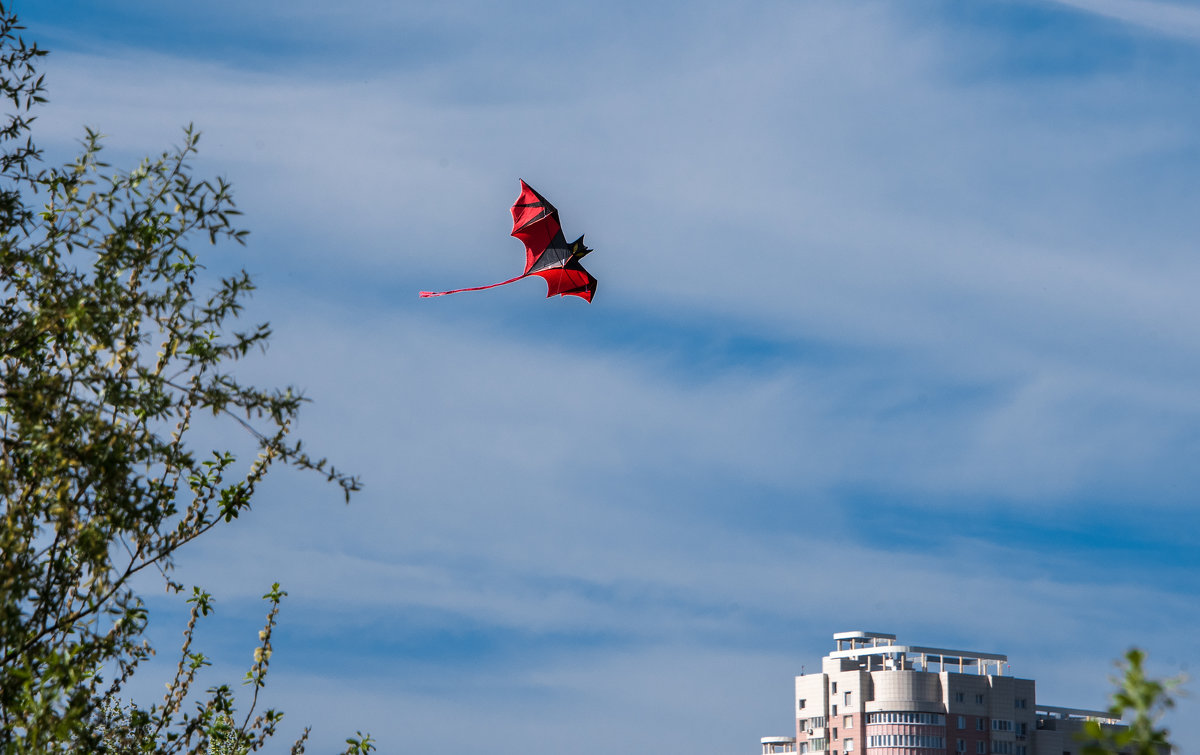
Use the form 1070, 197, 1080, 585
759, 631, 1124, 755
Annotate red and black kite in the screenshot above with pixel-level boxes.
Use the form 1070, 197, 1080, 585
419, 180, 596, 302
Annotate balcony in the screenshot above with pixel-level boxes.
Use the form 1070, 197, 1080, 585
762, 736, 797, 754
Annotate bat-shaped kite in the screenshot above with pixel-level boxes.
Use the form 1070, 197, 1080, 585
419, 180, 597, 302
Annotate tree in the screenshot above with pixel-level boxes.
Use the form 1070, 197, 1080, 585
1081, 649, 1183, 755
0, 4, 370, 751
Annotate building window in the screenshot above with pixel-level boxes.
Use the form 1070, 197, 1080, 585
844, 716, 853, 728
844, 691, 852, 706
975, 693, 985, 704
869, 736, 946, 749
977, 719, 986, 731
957, 740, 967, 753
977, 742, 986, 754
1016, 747, 1027, 755
957, 715, 966, 729
955, 692, 965, 703
1017, 723, 1027, 736
799, 699, 807, 710
992, 719, 1013, 732
832, 729, 838, 739
1015, 697, 1027, 709
832, 682, 838, 693
845, 739, 854, 752
866, 713, 944, 726
832, 706, 838, 717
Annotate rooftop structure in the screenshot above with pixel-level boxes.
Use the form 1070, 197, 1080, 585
760, 631, 1124, 755
827, 631, 1010, 676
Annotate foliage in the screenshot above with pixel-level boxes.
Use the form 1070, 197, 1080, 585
1081, 648, 1183, 755
0, 3, 367, 752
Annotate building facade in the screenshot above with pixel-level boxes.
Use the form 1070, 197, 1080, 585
760, 631, 1124, 755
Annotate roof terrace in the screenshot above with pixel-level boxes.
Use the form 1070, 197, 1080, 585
828, 631, 1010, 676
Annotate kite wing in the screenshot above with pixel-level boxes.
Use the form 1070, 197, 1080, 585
419, 180, 596, 302
510, 180, 596, 302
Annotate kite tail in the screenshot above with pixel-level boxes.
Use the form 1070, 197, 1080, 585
419, 274, 526, 298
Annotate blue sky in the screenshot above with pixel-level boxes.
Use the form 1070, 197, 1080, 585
18, 0, 1200, 751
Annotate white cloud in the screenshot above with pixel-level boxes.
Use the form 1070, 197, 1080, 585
1049, 0, 1200, 40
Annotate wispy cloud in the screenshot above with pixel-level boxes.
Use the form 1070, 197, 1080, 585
1049, 0, 1200, 40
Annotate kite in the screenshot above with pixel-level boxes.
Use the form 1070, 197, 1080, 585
419, 180, 597, 302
